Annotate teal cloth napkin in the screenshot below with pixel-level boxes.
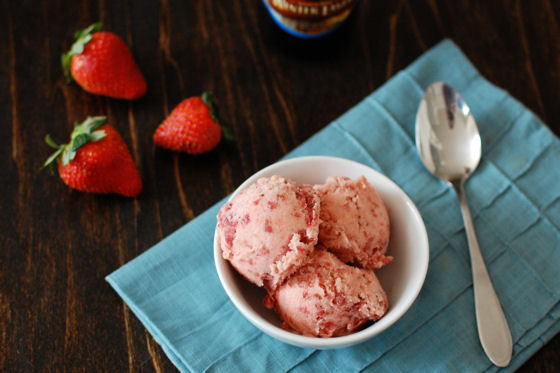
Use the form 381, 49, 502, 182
106, 39, 560, 372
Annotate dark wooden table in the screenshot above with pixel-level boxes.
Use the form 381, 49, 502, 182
2, 1, 559, 371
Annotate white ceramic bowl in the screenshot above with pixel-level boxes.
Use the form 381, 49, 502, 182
214, 156, 429, 349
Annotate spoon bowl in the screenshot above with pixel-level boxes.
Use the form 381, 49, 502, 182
415, 82, 513, 367
415, 82, 481, 184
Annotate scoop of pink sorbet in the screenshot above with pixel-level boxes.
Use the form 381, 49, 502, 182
315, 176, 392, 269
217, 175, 320, 291
265, 248, 388, 337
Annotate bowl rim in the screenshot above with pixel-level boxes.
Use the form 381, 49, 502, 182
214, 155, 429, 349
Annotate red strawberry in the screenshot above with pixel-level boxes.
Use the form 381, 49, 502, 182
43, 116, 142, 197
62, 22, 147, 99
153, 92, 231, 154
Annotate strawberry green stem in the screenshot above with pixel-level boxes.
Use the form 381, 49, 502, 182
43, 116, 107, 169
61, 22, 103, 83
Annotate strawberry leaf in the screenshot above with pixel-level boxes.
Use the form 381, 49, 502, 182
43, 135, 63, 169
45, 134, 60, 149
201, 92, 234, 141
69, 116, 107, 153
74, 22, 102, 40
62, 22, 103, 83
74, 116, 106, 134
90, 130, 107, 142
68, 34, 91, 55
201, 91, 220, 123
71, 133, 90, 151
42, 147, 63, 169
62, 148, 76, 166
61, 53, 74, 83
221, 125, 234, 141
43, 116, 108, 169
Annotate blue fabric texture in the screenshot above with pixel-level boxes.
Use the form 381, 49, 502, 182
106, 40, 560, 372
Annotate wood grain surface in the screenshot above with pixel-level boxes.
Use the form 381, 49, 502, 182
1, 0, 559, 371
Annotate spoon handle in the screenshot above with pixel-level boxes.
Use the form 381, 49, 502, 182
453, 181, 513, 367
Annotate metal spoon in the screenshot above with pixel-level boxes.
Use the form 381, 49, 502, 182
415, 81, 513, 367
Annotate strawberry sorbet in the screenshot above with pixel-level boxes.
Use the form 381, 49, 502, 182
216, 175, 391, 337
265, 248, 388, 337
316, 176, 392, 269
217, 175, 320, 291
